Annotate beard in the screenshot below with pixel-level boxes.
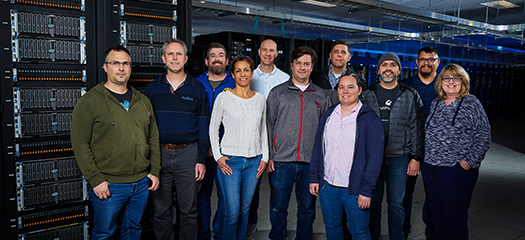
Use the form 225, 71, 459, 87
381, 71, 397, 83
419, 67, 433, 78
208, 60, 225, 75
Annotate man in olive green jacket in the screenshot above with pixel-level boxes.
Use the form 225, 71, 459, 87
71, 45, 161, 240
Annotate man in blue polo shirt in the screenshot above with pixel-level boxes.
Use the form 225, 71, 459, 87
146, 38, 209, 240
195, 42, 236, 240
402, 46, 440, 240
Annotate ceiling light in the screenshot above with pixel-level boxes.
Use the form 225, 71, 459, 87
480, 0, 519, 9
300, 0, 337, 8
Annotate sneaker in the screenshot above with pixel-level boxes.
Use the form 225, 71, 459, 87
246, 223, 257, 239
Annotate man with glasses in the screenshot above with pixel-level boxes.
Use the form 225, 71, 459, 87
362, 52, 425, 240
71, 44, 161, 239
401, 46, 440, 240
146, 38, 209, 240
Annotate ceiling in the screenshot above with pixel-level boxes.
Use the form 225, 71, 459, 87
191, 0, 525, 65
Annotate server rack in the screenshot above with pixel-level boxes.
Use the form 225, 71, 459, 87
1, 0, 181, 239
0, 1, 95, 239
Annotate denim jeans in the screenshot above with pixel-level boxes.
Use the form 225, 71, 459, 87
151, 144, 200, 240
89, 176, 150, 240
370, 156, 410, 240
269, 162, 316, 240
319, 181, 371, 240
216, 155, 261, 240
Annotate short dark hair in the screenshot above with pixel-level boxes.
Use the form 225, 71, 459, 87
206, 42, 228, 59
104, 45, 130, 62
330, 40, 350, 52
162, 38, 188, 56
418, 46, 439, 57
290, 46, 317, 66
337, 71, 364, 90
230, 56, 255, 72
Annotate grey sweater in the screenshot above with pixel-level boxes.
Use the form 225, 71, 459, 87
266, 79, 331, 163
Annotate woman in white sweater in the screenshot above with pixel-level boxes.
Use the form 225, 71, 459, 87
209, 56, 268, 240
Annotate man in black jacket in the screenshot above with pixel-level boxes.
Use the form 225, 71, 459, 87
311, 40, 354, 105
362, 52, 425, 240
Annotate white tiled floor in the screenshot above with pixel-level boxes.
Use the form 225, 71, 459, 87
211, 134, 525, 240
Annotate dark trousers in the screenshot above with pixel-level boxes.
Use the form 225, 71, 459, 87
152, 144, 200, 240
403, 175, 435, 238
422, 162, 478, 240
198, 157, 222, 240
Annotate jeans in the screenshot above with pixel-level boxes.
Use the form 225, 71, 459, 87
422, 163, 478, 240
216, 155, 261, 240
319, 181, 371, 240
269, 162, 316, 240
89, 176, 150, 240
370, 156, 410, 240
151, 144, 200, 240
198, 157, 224, 240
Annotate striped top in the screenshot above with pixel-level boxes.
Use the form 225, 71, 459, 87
424, 94, 491, 168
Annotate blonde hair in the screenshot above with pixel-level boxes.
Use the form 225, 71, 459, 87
435, 63, 470, 100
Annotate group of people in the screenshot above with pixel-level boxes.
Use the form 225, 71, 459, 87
70, 37, 491, 240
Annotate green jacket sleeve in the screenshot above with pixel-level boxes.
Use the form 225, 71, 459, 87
71, 97, 106, 188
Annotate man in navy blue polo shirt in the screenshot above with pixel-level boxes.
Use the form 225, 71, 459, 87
146, 38, 209, 240
402, 46, 440, 240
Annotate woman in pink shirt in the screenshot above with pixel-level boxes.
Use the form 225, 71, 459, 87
310, 72, 384, 239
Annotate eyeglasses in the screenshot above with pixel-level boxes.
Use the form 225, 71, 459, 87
441, 76, 462, 83
417, 58, 438, 63
106, 61, 130, 67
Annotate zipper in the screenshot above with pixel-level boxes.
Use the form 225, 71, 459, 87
126, 100, 138, 182
297, 91, 304, 162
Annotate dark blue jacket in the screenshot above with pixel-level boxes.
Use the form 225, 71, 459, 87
145, 72, 209, 164
310, 102, 384, 198
195, 71, 236, 114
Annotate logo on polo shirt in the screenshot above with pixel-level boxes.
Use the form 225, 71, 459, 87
182, 96, 194, 101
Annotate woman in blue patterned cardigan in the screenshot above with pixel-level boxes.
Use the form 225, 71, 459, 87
422, 63, 491, 240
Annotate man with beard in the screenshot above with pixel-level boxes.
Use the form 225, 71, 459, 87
195, 42, 236, 240
362, 53, 425, 240
146, 38, 209, 240
311, 40, 354, 105
401, 46, 440, 240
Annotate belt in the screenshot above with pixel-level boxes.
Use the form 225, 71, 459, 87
161, 141, 196, 151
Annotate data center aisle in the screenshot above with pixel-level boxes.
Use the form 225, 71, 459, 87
209, 131, 525, 240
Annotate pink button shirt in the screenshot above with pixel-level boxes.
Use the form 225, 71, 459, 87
323, 101, 362, 187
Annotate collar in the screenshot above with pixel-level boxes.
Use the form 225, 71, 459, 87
255, 64, 278, 77
161, 71, 191, 91
335, 100, 362, 117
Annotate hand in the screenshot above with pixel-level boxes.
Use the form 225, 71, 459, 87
147, 174, 159, 191
357, 194, 371, 209
195, 163, 206, 181
266, 159, 275, 173
256, 161, 267, 179
459, 160, 472, 170
407, 159, 420, 176
208, 146, 213, 157
309, 183, 319, 196
217, 156, 232, 175
93, 181, 110, 200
